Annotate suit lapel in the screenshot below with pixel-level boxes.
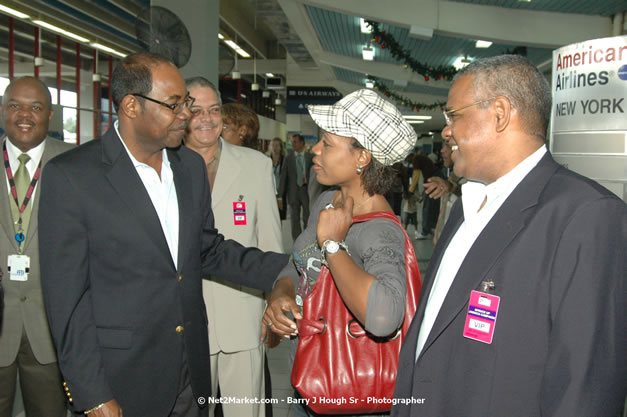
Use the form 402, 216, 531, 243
418, 153, 559, 358
102, 129, 174, 268
210, 139, 241, 206
168, 148, 192, 272
23, 137, 57, 250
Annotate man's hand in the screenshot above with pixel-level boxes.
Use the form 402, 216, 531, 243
317, 197, 353, 246
90, 399, 122, 417
261, 278, 301, 340
277, 199, 283, 211
424, 177, 450, 199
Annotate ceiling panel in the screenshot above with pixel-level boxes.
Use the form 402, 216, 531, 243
448, 0, 627, 17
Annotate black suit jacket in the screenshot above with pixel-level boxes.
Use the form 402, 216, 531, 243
38, 128, 288, 417
392, 153, 627, 417
278, 150, 313, 205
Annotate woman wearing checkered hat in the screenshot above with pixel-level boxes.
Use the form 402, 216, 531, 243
261, 89, 422, 416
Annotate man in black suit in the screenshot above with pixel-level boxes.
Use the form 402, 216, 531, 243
392, 55, 626, 416
38, 53, 288, 417
278, 134, 313, 240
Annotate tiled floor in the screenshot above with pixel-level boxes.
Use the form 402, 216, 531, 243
267, 219, 434, 417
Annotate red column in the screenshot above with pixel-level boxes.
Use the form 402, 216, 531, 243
108, 56, 113, 129
56, 36, 62, 104
93, 49, 100, 139
34, 27, 40, 78
8, 17, 14, 80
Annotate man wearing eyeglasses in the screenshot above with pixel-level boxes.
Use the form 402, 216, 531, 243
37, 53, 289, 417
392, 55, 626, 417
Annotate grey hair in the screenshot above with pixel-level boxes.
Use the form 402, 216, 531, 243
455, 55, 552, 140
185, 76, 222, 105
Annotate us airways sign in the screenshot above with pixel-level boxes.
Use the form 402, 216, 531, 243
550, 35, 627, 202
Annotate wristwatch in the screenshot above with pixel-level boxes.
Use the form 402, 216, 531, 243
320, 239, 349, 267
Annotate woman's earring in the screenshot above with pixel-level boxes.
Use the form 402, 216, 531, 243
356, 166, 363, 174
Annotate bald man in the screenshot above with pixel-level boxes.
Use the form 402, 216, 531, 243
0, 77, 73, 417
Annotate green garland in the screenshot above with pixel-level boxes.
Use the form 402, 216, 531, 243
366, 20, 457, 81
368, 76, 446, 112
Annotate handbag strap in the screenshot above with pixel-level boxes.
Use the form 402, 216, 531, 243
299, 211, 422, 337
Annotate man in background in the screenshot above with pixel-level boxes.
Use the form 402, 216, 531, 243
278, 134, 313, 241
184, 76, 283, 417
0, 76, 73, 417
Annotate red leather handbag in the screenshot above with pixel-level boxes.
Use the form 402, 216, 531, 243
291, 212, 422, 414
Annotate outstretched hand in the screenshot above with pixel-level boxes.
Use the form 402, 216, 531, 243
261, 278, 301, 341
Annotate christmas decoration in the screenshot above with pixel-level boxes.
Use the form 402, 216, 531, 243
368, 76, 446, 111
365, 20, 457, 81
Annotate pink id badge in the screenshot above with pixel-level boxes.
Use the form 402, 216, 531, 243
233, 202, 247, 225
463, 290, 500, 344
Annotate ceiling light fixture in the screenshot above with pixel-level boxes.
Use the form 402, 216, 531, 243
362, 45, 374, 61
265, 73, 275, 77
91, 42, 127, 58
32, 19, 89, 43
251, 54, 259, 91
365, 80, 374, 89
360, 18, 372, 34
218, 33, 224, 40
224, 39, 251, 58
475, 40, 493, 48
262, 91, 270, 98
403, 115, 432, 120
407, 120, 425, 124
0, 4, 29, 19
275, 97, 282, 105
453, 55, 472, 70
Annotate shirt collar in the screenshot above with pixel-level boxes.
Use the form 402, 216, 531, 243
461, 145, 547, 219
114, 120, 170, 170
4, 136, 46, 166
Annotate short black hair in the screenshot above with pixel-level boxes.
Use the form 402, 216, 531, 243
111, 52, 173, 112
2, 76, 52, 108
292, 134, 305, 143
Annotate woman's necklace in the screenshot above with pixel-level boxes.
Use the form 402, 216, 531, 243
353, 195, 375, 212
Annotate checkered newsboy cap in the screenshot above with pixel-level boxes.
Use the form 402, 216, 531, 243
307, 89, 417, 165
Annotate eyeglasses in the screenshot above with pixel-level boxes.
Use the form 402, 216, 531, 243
133, 93, 195, 114
443, 97, 496, 126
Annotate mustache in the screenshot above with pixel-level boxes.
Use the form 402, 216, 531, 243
192, 122, 219, 130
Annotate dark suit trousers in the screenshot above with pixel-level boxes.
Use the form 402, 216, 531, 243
0, 328, 66, 417
289, 185, 310, 240
168, 350, 207, 417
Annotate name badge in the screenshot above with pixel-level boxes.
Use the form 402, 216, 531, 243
463, 290, 500, 344
8, 254, 30, 281
233, 201, 247, 226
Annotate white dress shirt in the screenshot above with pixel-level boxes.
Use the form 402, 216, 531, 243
114, 121, 180, 266
416, 145, 547, 359
4, 136, 46, 204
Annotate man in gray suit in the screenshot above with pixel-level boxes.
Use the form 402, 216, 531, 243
278, 134, 313, 240
0, 77, 73, 417
392, 55, 626, 416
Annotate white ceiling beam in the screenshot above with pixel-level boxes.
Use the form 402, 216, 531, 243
317, 51, 450, 92
302, 0, 612, 48
231, 59, 287, 75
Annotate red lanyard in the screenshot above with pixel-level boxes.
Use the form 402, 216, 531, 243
3, 141, 42, 215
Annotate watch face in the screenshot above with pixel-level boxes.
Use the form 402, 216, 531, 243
325, 240, 340, 254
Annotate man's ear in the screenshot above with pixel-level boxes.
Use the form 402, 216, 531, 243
493, 96, 511, 133
119, 95, 140, 119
